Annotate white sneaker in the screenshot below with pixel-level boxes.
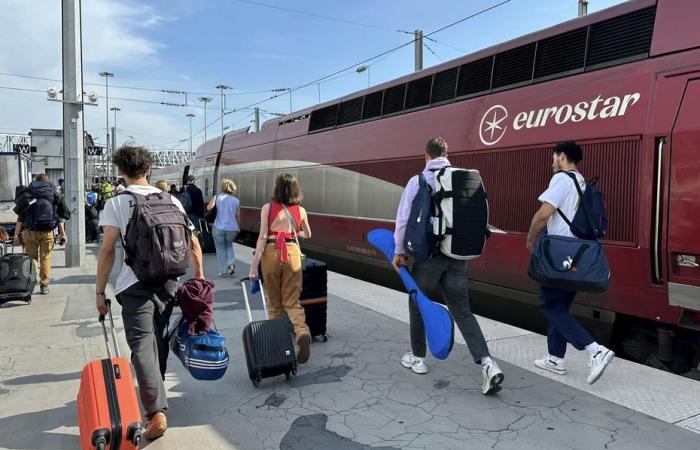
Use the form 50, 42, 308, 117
587, 346, 615, 385
534, 356, 567, 375
481, 361, 504, 395
401, 352, 428, 374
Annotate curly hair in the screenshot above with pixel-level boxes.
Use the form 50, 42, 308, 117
220, 178, 237, 194
111, 145, 153, 179
425, 137, 448, 158
272, 173, 303, 205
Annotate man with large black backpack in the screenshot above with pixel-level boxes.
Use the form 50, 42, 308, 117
95, 145, 205, 441
393, 137, 504, 395
12, 174, 68, 295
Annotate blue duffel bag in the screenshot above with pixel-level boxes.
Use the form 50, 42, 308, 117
528, 234, 610, 293
171, 316, 229, 381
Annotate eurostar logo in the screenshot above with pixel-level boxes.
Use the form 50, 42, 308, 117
479, 105, 508, 146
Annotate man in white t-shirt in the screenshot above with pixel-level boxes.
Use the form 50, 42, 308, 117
96, 146, 204, 441
526, 142, 614, 385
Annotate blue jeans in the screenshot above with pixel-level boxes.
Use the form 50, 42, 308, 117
212, 226, 237, 273
539, 286, 595, 358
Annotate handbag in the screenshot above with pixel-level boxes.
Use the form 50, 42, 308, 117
528, 233, 610, 293
281, 204, 307, 270
170, 316, 229, 381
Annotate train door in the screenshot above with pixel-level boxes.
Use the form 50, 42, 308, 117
667, 78, 700, 311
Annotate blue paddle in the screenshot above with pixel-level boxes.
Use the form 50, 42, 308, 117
368, 228, 454, 360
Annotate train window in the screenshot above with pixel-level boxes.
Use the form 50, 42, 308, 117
382, 84, 406, 116
534, 27, 587, 79
337, 97, 364, 126
492, 43, 536, 89
309, 104, 339, 131
586, 5, 655, 68
456, 56, 493, 97
362, 91, 383, 120
405, 75, 432, 110
431, 67, 458, 104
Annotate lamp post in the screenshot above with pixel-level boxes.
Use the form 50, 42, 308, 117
356, 65, 370, 88
110, 106, 120, 151
215, 84, 232, 136
198, 97, 212, 143
186, 113, 195, 156
99, 71, 114, 176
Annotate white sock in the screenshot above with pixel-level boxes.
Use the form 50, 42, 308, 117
480, 356, 493, 366
585, 342, 600, 355
549, 355, 564, 364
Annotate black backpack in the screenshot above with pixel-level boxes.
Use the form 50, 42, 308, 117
120, 191, 192, 285
25, 181, 58, 232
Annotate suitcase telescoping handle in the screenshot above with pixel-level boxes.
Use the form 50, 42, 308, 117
240, 277, 269, 323
98, 299, 121, 359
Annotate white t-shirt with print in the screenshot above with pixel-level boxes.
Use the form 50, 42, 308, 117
538, 171, 586, 237
98, 184, 190, 294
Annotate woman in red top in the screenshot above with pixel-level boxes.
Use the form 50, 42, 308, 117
249, 173, 313, 363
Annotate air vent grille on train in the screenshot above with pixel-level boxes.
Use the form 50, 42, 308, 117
337, 97, 364, 126
382, 84, 406, 115
493, 43, 536, 89
307, 4, 657, 134
362, 91, 383, 120
308, 104, 338, 131
405, 75, 432, 110
535, 27, 588, 79
587, 5, 655, 67
456, 56, 493, 97
431, 66, 458, 104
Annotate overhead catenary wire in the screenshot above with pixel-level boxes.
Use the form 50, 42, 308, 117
235, 0, 409, 34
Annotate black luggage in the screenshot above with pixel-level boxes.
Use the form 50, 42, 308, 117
0, 245, 37, 305
241, 277, 297, 387
299, 258, 328, 341
198, 220, 216, 254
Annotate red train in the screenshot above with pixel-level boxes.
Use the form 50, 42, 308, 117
153, 0, 700, 373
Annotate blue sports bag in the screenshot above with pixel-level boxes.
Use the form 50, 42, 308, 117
171, 316, 229, 381
528, 234, 610, 293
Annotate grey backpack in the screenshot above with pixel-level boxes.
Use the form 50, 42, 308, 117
120, 191, 192, 285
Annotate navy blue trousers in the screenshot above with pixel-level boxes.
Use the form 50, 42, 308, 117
539, 286, 595, 358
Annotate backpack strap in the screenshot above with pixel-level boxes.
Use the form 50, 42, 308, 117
555, 171, 599, 239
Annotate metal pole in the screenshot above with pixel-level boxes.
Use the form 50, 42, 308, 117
62, 0, 86, 267
198, 97, 212, 143
414, 29, 423, 71
186, 113, 194, 156
254, 107, 260, 132
317, 83, 321, 103
578, 0, 588, 16
368, 66, 370, 87
289, 88, 292, 113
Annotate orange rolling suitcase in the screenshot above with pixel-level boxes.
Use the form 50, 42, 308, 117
77, 300, 142, 449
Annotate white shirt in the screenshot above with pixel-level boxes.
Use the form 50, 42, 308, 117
538, 171, 586, 237
98, 184, 189, 294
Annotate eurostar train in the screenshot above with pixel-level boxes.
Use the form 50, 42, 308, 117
153, 0, 700, 374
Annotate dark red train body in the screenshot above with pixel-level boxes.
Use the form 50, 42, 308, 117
153, 0, 700, 368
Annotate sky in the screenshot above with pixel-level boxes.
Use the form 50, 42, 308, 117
0, 0, 628, 152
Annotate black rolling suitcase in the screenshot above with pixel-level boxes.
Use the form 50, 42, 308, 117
299, 258, 328, 341
0, 244, 37, 305
241, 277, 297, 387
198, 219, 216, 254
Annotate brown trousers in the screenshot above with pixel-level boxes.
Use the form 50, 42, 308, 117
261, 243, 310, 338
22, 230, 54, 286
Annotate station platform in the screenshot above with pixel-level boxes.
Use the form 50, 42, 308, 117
0, 243, 699, 450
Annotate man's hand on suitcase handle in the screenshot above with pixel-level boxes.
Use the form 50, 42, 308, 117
96, 293, 108, 317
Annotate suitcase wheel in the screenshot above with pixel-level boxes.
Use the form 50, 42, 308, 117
285, 371, 292, 380
321, 335, 328, 342
252, 377, 261, 388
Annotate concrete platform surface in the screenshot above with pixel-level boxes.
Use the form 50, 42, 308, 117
0, 244, 698, 450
